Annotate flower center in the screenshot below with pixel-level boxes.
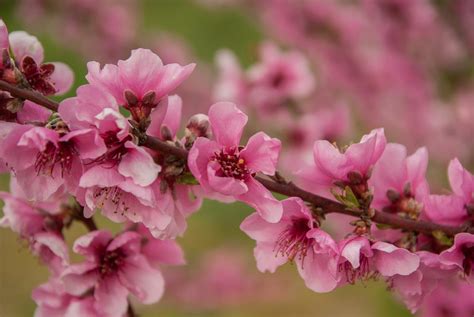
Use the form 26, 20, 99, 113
338, 255, 374, 284
21, 56, 56, 96
274, 217, 312, 263
35, 141, 78, 177
462, 245, 474, 276
384, 186, 422, 220
93, 186, 131, 217
212, 147, 250, 180
90, 131, 130, 167
99, 250, 125, 277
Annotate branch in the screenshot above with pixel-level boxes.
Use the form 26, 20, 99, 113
0, 80, 59, 112
1, 80, 471, 237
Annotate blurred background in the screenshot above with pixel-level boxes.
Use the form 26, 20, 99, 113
1, 0, 473, 316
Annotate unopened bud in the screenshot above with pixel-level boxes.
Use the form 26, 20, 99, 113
386, 189, 400, 203
124, 90, 139, 107
403, 182, 412, 197
5, 97, 24, 113
347, 171, 363, 184
185, 114, 211, 140
161, 125, 173, 141
142, 91, 157, 107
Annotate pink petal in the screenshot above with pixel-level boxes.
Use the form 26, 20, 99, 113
72, 230, 112, 257
312, 140, 348, 180
448, 158, 473, 200
240, 212, 287, 242
18, 126, 58, 150
117, 48, 164, 99
161, 94, 182, 138
79, 165, 125, 188
238, 178, 283, 223
372, 241, 420, 276
142, 238, 186, 265
146, 97, 169, 139
61, 262, 99, 296
208, 102, 248, 147
439, 233, 474, 269
345, 128, 386, 174
119, 254, 165, 304
34, 232, 69, 270
152, 62, 196, 101
106, 231, 141, 255
85, 61, 121, 102
424, 194, 467, 226
118, 141, 160, 186
297, 250, 339, 293
406, 147, 429, 191
240, 132, 281, 175
50, 62, 74, 95
339, 236, 372, 268
187, 137, 219, 186
370, 143, 408, 196
60, 129, 107, 160
0, 19, 8, 49
15, 167, 64, 201
94, 276, 129, 316
254, 242, 288, 273
9, 31, 44, 63
16, 101, 51, 124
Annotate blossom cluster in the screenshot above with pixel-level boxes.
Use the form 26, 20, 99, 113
0, 18, 473, 317
212, 0, 474, 171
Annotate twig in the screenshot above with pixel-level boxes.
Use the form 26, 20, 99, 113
1, 80, 472, 237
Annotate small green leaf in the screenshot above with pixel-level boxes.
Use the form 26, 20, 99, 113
344, 186, 360, 208
177, 172, 199, 185
432, 230, 454, 246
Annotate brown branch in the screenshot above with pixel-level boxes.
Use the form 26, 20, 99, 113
0, 80, 59, 111
1, 80, 472, 237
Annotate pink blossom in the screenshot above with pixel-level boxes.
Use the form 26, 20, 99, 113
247, 42, 315, 111
424, 159, 473, 226
297, 128, 386, 199
188, 102, 283, 223
336, 236, 419, 285
33, 277, 106, 317
86, 48, 194, 122
0, 177, 69, 275
0, 123, 104, 201
61, 230, 167, 316
60, 86, 173, 233
419, 280, 474, 317
439, 233, 474, 280
368, 144, 429, 241
213, 49, 248, 106
0, 19, 73, 96
390, 251, 457, 313
240, 197, 339, 292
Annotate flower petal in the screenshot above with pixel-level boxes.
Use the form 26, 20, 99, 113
208, 102, 248, 147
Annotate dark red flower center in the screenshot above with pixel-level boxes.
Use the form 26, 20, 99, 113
274, 217, 312, 263
212, 147, 250, 180
21, 56, 57, 96
99, 249, 125, 277
462, 245, 474, 276
35, 141, 78, 177
90, 131, 131, 167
